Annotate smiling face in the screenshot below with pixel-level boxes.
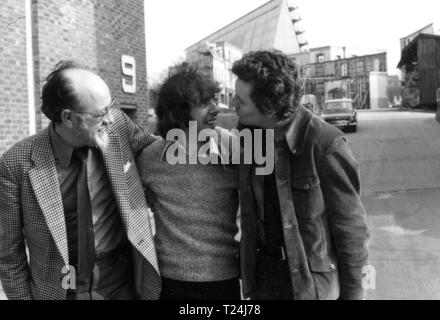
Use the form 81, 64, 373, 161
190, 98, 219, 131
63, 69, 114, 149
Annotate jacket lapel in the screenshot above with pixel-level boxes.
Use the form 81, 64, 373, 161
29, 129, 69, 266
99, 133, 130, 227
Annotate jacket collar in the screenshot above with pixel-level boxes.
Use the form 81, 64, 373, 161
274, 105, 313, 156
29, 128, 70, 265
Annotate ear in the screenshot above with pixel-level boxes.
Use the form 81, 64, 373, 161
60, 109, 75, 128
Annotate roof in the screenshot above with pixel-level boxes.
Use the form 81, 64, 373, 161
399, 23, 434, 41
185, 0, 301, 55
397, 33, 440, 69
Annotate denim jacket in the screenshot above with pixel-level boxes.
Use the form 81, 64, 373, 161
239, 105, 369, 300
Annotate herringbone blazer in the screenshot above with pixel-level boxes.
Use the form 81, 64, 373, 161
0, 109, 161, 300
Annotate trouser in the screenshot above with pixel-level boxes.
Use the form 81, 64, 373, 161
250, 248, 294, 300
160, 277, 241, 300
66, 243, 135, 300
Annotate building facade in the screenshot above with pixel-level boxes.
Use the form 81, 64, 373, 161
0, 0, 150, 156
292, 50, 388, 109
186, 0, 307, 56
185, 0, 308, 108
400, 23, 440, 52
186, 41, 243, 107
398, 33, 440, 108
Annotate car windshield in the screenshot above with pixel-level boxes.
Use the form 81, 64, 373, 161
323, 101, 353, 113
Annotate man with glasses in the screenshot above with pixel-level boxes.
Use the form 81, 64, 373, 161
0, 61, 160, 300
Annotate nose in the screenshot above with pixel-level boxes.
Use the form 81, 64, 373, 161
208, 100, 219, 115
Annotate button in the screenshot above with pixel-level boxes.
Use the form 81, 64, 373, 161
330, 264, 336, 271
304, 183, 310, 190
292, 149, 297, 154
284, 224, 293, 230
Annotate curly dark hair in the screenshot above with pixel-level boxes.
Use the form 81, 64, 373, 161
41, 60, 85, 123
156, 63, 220, 138
231, 50, 300, 120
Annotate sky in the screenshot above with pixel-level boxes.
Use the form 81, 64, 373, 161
145, 0, 440, 82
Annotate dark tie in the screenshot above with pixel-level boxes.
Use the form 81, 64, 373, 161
74, 147, 95, 282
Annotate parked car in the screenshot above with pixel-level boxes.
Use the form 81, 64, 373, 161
320, 98, 357, 132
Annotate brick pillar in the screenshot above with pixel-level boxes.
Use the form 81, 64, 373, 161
32, 0, 150, 129
0, 0, 30, 155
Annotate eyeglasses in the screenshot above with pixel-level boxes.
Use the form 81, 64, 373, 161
74, 99, 117, 121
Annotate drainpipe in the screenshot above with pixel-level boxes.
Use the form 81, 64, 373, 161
25, 0, 36, 135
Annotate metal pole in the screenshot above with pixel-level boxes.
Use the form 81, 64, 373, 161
25, 0, 36, 135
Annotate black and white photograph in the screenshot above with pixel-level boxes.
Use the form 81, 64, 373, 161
1, 0, 440, 307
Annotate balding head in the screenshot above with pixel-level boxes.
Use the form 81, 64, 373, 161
65, 68, 111, 114
41, 61, 111, 122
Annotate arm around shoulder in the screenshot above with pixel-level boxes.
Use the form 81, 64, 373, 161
120, 110, 158, 155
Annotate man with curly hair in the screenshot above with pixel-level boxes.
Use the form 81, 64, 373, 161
136, 63, 241, 300
232, 50, 369, 300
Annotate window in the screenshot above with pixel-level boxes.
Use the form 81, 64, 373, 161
221, 94, 226, 104
373, 58, 380, 71
316, 54, 325, 63
315, 65, 325, 77
355, 60, 364, 74
341, 63, 348, 77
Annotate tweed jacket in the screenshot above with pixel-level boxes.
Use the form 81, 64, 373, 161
240, 105, 369, 300
0, 109, 160, 300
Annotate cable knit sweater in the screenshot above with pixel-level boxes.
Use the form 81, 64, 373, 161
136, 133, 240, 282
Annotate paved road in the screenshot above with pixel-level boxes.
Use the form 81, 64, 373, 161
348, 110, 440, 299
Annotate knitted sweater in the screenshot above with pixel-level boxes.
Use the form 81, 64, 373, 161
136, 133, 240, 282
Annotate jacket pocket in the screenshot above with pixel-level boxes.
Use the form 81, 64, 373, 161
308, 255, 340, 300
292, 175, 324, 219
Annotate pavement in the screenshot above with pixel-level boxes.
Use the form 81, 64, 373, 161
349, 110, 440, 299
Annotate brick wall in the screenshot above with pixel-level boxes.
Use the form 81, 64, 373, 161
0, 0, 30, 155
33, 0, 150, 130
0, 0, 150, 156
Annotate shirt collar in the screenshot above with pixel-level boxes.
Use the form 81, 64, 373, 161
49, 123, 75, 169
273, 105, 313, 156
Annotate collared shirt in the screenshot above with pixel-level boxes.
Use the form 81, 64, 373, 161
49, 125, 125, 263
250, 117, 295, 246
